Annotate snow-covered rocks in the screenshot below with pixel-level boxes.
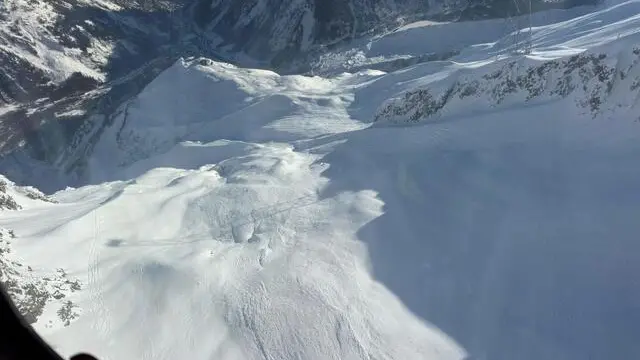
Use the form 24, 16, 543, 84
374, 48, 640, 124
0, 176, 79, 328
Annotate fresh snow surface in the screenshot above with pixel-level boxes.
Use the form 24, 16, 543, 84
2, 2, 640, 360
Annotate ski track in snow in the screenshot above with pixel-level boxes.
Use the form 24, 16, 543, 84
2, 1, 640, 360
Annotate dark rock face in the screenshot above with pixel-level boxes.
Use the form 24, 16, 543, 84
191, 0, 600, 66
0, 49, 52, 104
191, 0, 429, 65
0, 0, 601, 190
375, 48, 640, 124
49, 73, 101, 102
0, 0, 602, 107
0, 0, 190, 187
0, 0, 188, 105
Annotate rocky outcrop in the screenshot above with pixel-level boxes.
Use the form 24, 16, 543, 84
0, 0, 604, 190
0, 177, 77, 326
375, 48, 640, 124
0, 0, 189, 188
0, 228, 82, 326
190, 0, 598, 66
191, 0, 427, 64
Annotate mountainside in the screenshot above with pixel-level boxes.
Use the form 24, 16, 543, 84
0, 175, 81, 328
0, 0, 602, 185
191, 0, 600, 66
1, 1, 640, 360
374, 49, 640, 124
0, 0, 195, 188
0, 0, 189, 103
189, 0, 429, 64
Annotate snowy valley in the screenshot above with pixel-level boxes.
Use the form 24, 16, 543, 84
1, 1, 640, 360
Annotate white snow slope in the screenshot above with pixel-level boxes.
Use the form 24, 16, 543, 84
2, 1, 640, 360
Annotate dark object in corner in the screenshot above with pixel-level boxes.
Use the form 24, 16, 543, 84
0, 284, 97, 360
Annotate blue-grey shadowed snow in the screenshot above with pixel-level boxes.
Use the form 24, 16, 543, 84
319, 103, 640, 360
105, 239, 124, 247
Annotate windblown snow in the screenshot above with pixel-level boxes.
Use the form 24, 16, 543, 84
2, 1, 640, 360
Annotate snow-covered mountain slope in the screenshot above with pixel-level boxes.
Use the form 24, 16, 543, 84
0, 0, 601, 176
0, 0, 196, 179
308, 0, 607, 75
0, 0, 188, 103
190, 0, 598, 67
0, 0, 104, 104
189, 0, 428, 64
0, 175, 82, 328
2, 1, 640, 360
